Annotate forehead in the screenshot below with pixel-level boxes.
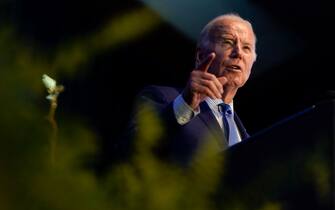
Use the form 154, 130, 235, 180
208, 19, 255, 43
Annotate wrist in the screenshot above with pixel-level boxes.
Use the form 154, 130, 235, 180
181, 89, 198, 110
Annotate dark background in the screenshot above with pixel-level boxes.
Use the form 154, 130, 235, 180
4, 0, 334, 171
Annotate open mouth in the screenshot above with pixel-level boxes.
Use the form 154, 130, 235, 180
226, 65, 242, 72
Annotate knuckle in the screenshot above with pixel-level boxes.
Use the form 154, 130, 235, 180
203, 80, 210, 86
208, 81, 216, 90
208, 74, 215, 80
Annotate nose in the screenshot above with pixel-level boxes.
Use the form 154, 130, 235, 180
230, 44, 242, 59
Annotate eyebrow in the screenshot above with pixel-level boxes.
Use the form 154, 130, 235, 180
242, 42, 252, 46
209, 24, 255, 47
209, 29, 234, 42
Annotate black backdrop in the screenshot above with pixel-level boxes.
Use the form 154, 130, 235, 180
6, 0, 334, 170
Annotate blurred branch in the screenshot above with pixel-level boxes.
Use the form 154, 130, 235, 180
42, 74, 64, 165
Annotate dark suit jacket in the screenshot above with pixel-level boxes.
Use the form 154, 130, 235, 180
129, 85, 250, 166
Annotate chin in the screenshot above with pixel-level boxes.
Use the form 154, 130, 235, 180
237, 80, 248, 88
232, 77, 247, 88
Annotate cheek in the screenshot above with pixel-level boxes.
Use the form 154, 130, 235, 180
244, 67, 251, 78
212, 53, 227, 69
209, 54, 223, 69
239, 66, 252, 85
208, 60, 221, 75
241, 69, 251, 83
243, 59, 254, 76
213, 46, 228, 58
214, 50, 227, 60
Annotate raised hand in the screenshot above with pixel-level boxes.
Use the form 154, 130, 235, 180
182, 52, 227, 110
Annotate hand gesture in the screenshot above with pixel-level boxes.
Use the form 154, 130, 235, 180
182, 53, 227, 110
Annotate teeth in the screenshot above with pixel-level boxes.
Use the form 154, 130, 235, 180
226, 66, 241, 71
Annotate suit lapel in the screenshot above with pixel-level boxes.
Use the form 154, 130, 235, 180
198, 102, 250, 144
198, 102, 228, 148
234, 113, 250, 140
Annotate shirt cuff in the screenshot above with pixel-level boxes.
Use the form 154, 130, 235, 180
173, 94, 200, 125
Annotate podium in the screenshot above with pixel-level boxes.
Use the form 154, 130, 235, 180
217, 99, 334, 210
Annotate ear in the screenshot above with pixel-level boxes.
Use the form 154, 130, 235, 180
195, 48, 205, 66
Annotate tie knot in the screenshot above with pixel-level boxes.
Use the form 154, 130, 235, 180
218, 103, 233, 116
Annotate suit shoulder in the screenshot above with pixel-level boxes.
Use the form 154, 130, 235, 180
138, 85, 182, 104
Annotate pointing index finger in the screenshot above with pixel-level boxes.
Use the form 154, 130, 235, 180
196, 52, 216, 72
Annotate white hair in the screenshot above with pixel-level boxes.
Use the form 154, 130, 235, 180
197, 13, 257, 61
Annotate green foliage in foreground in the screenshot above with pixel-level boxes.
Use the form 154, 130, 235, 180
0, 8, 332, 210
0, 12, 227, 209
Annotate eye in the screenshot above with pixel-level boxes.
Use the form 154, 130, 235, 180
223, 39, 234, 45
219, 38, 234, 47
243, 45, 252, 52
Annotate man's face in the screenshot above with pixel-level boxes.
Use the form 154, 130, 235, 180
199, 19, 256, 88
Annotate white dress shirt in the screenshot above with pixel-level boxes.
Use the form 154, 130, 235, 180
173, 94, 242, 146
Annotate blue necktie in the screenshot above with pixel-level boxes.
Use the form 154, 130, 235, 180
219, 104, 240, 146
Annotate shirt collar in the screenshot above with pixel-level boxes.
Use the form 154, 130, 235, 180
205, 97, 234, 113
